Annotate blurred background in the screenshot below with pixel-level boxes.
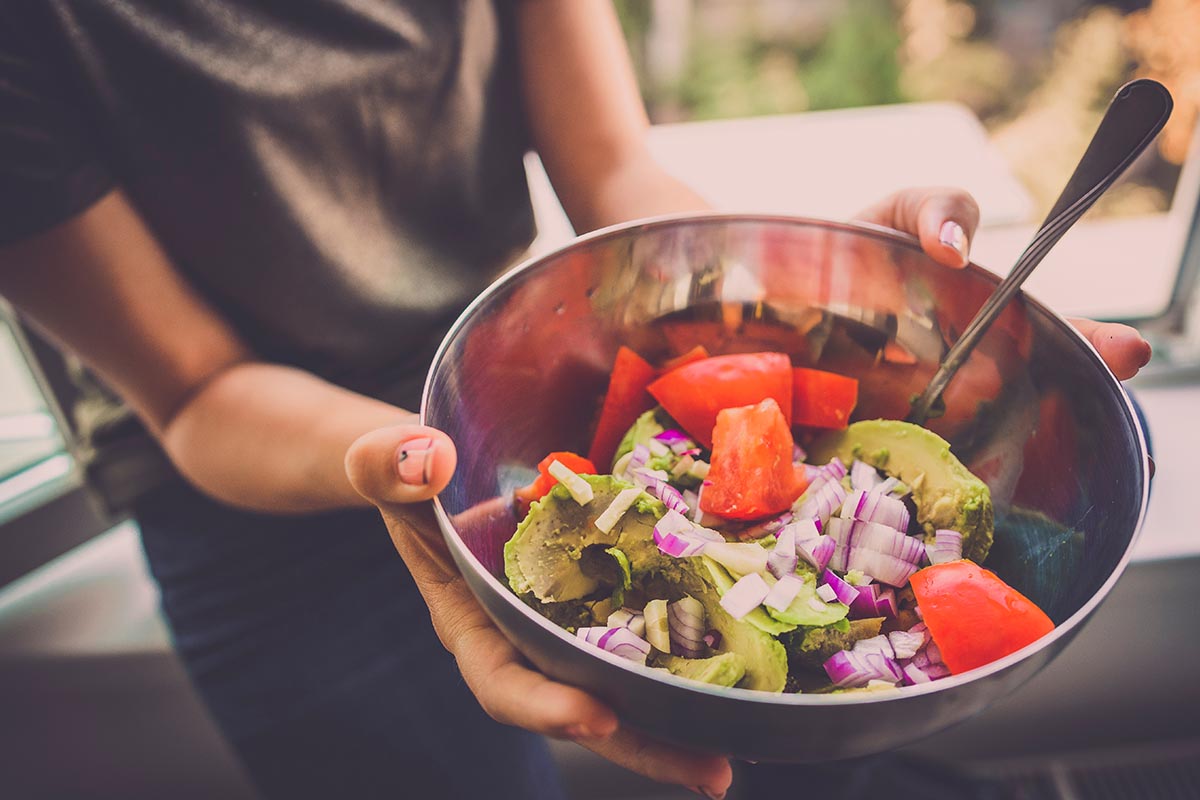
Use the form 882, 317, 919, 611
2, 1, 1199, 799
614, 0, 1195, 218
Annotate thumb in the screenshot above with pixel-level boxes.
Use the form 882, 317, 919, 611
345, 424, 458, 506
856, 187, 981, 269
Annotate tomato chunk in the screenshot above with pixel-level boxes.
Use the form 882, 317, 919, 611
792, 368, 858, 430
910, 560, 1055, 674
647, 352, 793, 447
699, 398, 807, 521
586, 347, 657, 469
514, 451, 597, 516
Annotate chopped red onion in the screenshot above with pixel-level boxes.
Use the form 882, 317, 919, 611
547, 460, 594, 505
822, 458, 848, 481
874, 587, 898, 618
631, 467, 690, 515
793, 443, 807, 463
794, 478, 848, 524
719, 573, 770, 619
888, 629, 926, 660
653, 510, 711, 558
670, 454, 694, 478
926, 529, 963, 565
647, 438, 671, 458
628, 444, 650, 472
763, 574, 805, 611
840, 489, 911, 533
823, 649, 902, 688
872, 476, 904, 497
576, 626, 652, 664
706, 540, 771, 576
829, 519, 925, 580
607, 608, 647, 639
850, 460, 883, 492
575, 627, 606, 646
681, 488, 699, 510
853, 634, 895, 660
668, 596, 706, 657
797, 534, 835, 571
594, 488, 645, 533
849, 582, 877, 618
820, 569, 860, 605
902, 663, 932, 685
654, 429, 697, 455
597, 626, 652, 664
844, 544, 916, 587
768, 524, 799, 578
926, 640, 944, 665
643, 599, 670, 652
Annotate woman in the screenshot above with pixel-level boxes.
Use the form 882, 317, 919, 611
0, 2, 1150, 798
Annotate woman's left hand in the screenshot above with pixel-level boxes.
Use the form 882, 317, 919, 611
854, 187, 1153, 380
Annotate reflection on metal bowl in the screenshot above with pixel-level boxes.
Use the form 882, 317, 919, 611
421, 214, 1149, 763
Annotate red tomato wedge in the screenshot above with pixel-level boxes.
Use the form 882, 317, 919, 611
514, 452, 597, 516
910, 560, 1055, 675
658, 345, 710, 374
792, 367, 859, 430
647, 352, 793, 447
586, 347, 657, 469
699, 398, 807, 521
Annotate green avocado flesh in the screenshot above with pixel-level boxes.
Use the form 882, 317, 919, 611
654, 652, 746, 687
505, 475, 788, 692
810, 419, 994, 563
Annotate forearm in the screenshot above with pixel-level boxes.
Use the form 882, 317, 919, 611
161, 362, 411, 513
577, 150, 710, 231
516, 1, 710, 234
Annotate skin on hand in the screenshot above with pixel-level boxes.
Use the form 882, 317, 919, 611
855, 186, 1153, 380
345, 425, 733, 798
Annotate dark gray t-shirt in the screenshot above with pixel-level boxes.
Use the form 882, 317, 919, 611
0, 0, 535, 406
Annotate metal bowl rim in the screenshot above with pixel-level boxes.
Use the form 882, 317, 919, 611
420, 211, 1150, 706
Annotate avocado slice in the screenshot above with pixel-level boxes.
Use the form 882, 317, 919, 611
655, 652, 747, 687
810, 419, 994, 563
763, 573, 850, 628
504, 475, 668, 603
505, 476, 788, 692
782, 617, 885, 669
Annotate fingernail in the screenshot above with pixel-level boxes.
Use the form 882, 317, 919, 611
397, 437, 435, 485
939, 220, 969, 265
1137, 339, 1152, 368
701, 788, 727, 800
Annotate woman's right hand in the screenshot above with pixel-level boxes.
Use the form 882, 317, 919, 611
344, 424, 734, 800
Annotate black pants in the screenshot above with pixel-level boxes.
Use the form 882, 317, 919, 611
136, 481, 564, 800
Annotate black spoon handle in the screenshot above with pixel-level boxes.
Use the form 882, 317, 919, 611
908, 79, 1173, 425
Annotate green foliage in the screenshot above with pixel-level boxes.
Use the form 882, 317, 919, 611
798, 0, 905, 111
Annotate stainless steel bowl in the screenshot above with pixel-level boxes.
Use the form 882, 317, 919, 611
421, 214, 1150, 762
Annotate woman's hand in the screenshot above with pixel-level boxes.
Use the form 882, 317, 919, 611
854, 187, 1153, 380
345, 425, 734, 800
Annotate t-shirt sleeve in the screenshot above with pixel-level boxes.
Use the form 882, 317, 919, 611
0, 11, 115, 245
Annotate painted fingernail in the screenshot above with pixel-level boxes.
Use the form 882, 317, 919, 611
701, 788, 727, 800
397, 437, 435, 485
1137, 339, 1153, 367
939, 220, 969, 265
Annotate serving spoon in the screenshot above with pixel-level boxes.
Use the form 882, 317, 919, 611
907, 78, 1174, 425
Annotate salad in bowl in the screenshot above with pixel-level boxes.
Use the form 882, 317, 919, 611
505, 348, 1053, 696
